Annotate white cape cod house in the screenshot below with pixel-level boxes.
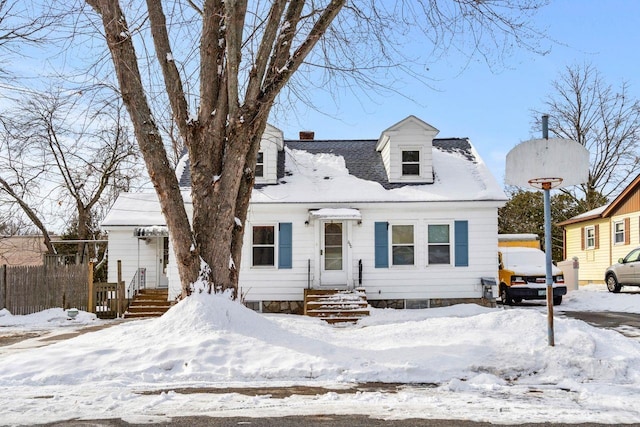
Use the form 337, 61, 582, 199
102, 116, 507, 313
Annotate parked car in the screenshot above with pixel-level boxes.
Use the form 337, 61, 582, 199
604, 247, 640, 293
498, 246, 566, 305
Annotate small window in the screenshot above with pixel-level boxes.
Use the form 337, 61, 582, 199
614, 221, 625, 245
585, 226, 595, 249
428, 224, 451, 264
401, 150, 420, 176
252, 225, 274, 266
392, 224, 414, 265
256, 152, 264, 177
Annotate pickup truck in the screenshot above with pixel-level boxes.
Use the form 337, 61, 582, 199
498, 246, 566, 305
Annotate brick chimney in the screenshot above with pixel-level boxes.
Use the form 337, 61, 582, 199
299, 131, 315, 140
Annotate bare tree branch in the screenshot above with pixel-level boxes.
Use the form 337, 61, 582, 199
535, 63, 640, 210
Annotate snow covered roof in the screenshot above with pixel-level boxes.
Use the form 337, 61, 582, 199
178, 138, 505, 203
556, 204, 608, 227
104, 127, 506, 227
498, 233, 539, 242
102, 193, 167, 227
308, 208, 362, 221
252, 139, 504, 203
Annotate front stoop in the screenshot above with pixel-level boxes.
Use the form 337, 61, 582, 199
304, 288, 370, 324
124, 289, 173, 319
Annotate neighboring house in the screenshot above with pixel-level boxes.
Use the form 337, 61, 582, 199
558, 174, 640, 284
0, 235, 52, 266
102, 115, 507, 312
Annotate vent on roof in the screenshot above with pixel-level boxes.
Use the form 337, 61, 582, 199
299, 131, 315, 140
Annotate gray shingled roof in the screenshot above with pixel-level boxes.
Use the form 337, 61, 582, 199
178, 138, 474, 189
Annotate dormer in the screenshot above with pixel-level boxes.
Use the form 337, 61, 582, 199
255, 124, 284, 185
375, 115, 438, 184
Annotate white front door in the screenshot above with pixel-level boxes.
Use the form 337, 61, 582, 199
320, 221, 348, 287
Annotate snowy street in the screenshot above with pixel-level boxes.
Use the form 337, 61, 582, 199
0, 285, 639, 426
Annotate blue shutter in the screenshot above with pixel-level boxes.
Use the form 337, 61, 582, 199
375, 222, 389, 268
454, 220, 469, 267
278, 223, 292, 269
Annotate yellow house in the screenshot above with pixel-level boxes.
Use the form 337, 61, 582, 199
558, 175, 640, 284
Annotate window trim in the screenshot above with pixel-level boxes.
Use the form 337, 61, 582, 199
251, 223, 277, 268
585, 226, 595, 250
614, 220, 625, 245
401, 149, 421, 176
255, 151, 265, 178
427, 222, 453, 266
390, 223, 416, 267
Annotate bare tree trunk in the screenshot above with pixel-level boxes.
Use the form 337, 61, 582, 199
86, 0, 200, 294
86, 0, 344, 298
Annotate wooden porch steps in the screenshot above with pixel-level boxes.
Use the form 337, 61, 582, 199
124, 288, 172, 319
304, 288, 369, 324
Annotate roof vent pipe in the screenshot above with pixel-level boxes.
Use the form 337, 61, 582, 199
542, 115, 549, 140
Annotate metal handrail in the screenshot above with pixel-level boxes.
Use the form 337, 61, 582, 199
126, 268, 146, 302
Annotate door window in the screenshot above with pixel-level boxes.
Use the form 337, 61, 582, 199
324, 223, 343, 270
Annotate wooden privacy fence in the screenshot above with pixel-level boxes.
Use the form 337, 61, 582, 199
0, 264, 88, 315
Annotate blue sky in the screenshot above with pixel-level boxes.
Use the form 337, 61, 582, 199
270, 0, 640, 185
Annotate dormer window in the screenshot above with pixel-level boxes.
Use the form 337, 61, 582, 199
256, 152, 264, 177
402, 150, 420, 176
375, 115, 437, 184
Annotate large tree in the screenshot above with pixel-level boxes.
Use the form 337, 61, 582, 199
84, 0, 548, 297
534, 63, 640, 211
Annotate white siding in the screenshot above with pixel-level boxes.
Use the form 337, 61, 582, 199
104, 227, 162, 294
255, 124, 283, 185
379, 136, 391, 178
241, 205, 314, 301
255, 139, 279, 184
238, 201, 500, 302
108, 200, 500, 304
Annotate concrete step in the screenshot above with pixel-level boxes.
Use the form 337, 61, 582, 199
303, 288, 369, 323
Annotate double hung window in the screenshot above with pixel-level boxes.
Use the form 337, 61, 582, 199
428, 224, 451, 264
252, 225, 274, 266
255, 152, 264, 177
392, 224, 414, 265
401, 150, 420, 176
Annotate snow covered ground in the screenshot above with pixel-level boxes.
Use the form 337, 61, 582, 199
0, 284, 639, 426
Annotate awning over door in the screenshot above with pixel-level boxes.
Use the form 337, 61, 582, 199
134, 226, 169, 237
308, 208, 361, 221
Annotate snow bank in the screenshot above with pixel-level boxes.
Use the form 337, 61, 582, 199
1, 287, 640, 424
